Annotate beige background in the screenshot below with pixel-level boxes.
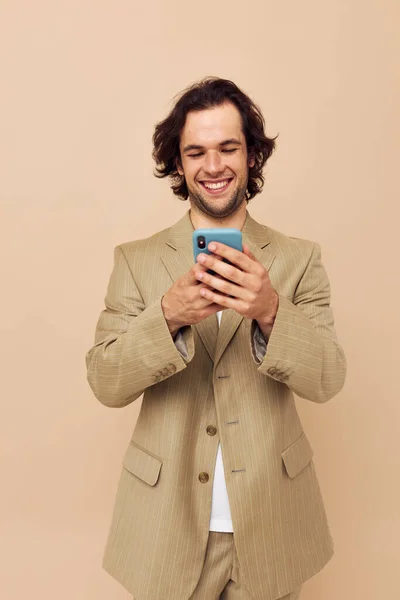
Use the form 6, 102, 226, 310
1, 1, 399, 599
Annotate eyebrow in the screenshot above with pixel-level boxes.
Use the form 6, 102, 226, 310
182, 138, 242, 154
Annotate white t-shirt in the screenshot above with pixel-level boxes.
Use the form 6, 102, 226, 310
209, 311, 233, 532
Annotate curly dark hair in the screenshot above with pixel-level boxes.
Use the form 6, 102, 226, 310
152, 77, 278, 201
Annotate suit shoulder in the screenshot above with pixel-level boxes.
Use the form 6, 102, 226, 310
116, 226, 170, 259
266, 224, 317, 256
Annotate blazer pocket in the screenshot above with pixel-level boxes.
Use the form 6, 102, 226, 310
281, 432, 314, 479
122, 442, 163, 487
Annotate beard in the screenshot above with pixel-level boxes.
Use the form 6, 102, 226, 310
187, 179, 248, 219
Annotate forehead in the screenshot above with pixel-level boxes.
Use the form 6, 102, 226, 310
180, 102, 244, 147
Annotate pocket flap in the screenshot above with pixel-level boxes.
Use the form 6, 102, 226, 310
281, 432, 314, 479
122, 442, 162, 486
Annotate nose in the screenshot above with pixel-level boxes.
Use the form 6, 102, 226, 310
203, 150, 223, 176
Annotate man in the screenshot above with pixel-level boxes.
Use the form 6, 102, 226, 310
86, 77, 346, 600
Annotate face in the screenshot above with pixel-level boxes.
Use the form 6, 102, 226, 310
177, 102, 255, 219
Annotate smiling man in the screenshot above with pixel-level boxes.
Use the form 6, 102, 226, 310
178, 102, 252, 220
86, 77, 346, 600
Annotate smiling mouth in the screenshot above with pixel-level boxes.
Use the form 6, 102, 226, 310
199, 178, 233, 194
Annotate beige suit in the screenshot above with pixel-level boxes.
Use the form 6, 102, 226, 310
86, 210, 346, 600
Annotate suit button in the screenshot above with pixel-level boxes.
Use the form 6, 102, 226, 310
152, 371, 162, 383
206, 425, 217, 436
267, 367, 277, 376
198, 472, 209, 483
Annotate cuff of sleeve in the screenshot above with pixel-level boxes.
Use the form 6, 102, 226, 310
250, 320, 268, 364
131, 297, 195, 379
252, 294, 321, 382
173, 327, 193, 362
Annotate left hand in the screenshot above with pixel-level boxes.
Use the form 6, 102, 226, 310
195, 242, 279, 337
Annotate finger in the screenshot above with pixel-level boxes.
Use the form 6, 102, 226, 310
205, 242, 257, 273
199, 287, 247, 312
197, 291, 228, 310
188, 262, 210, 283
195, 252, 223, 265
204, 302, 226, 314
242, 243, 257, 261
196, 271, 249, 301
196, 253, 246, 285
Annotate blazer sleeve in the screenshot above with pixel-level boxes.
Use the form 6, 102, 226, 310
85, 245, 195, 408
251, 242, 346, 403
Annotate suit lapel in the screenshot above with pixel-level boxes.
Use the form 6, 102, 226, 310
161, 212, 219, 362
161, 210, 276, 366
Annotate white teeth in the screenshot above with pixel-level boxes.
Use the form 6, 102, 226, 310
203, 180, 229, 190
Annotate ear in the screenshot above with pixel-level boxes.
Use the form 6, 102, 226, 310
248, 150, 255, 169
176, 157, 184, 176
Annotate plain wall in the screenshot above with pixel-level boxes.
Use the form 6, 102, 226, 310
1, 1, 399, 598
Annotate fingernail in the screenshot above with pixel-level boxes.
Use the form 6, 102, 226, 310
209, 243, 216, 251
198, 255, 206, 263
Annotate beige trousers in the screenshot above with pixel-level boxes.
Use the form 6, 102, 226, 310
189, 531, 302, 600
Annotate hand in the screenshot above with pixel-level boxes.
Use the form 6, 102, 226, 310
194, 242, 279, 338
161, 263, 224, 337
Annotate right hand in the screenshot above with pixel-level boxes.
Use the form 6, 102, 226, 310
161, 263, 224, 336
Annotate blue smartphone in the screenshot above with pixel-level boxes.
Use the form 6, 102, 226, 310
192, 228, 243, 275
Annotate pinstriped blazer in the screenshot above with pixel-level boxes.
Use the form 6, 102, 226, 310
85, 210, 346, 600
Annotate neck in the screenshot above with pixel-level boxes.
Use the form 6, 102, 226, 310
189, 201, 247, 230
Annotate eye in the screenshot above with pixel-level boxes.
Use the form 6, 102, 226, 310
222, 148, 237, 154
188, 153, 203, 158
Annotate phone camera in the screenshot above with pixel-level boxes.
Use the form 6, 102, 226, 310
197, 236, 206, 249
